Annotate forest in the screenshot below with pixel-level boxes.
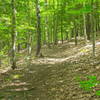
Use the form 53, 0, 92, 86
0, 0, 100, 99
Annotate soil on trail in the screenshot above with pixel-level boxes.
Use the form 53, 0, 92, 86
0, 41, 100, 100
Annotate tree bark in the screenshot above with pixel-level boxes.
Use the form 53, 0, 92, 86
83, 2, 87, 44
11, 0, 17, 69
35, 0, 42, 57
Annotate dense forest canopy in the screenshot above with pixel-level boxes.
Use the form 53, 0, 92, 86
0, 0, 100, 69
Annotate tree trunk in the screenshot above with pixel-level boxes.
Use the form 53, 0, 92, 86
35, 0, 42, 57
83, 2, 87, 44
11, 0, 17, 69
74, 23, 78, 46
61, 18, 63, 44
86, 14, 91, 40
91, 0, 96, 57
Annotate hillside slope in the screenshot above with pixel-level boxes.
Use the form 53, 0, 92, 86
0, 41, 100, 100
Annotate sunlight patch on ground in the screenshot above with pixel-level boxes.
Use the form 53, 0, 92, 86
31, 42, 100, 65
7, 82, 30, 87
10, 82, 29, 86
0, 67, 11, 74
10, 87, 29, 92
81, 42, 100, 49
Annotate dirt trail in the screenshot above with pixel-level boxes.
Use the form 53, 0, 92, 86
31, 42, 100, 65
0, 41, 100, 100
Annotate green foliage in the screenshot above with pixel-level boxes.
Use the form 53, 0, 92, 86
0, 0, 99, 60
96, 90, 100, 96
77, 75, 100, 96
0, 51, 4, 58
79, 76, 98, 91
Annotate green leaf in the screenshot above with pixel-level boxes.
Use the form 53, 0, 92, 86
96, 90, 100, 96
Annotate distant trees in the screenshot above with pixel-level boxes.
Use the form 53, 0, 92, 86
0, 0, 99, 68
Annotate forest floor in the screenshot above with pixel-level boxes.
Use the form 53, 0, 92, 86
0, 40, 100, 100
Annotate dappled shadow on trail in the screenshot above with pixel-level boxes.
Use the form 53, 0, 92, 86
0, 42, 100, 100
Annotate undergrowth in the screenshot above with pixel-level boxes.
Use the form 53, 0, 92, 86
76, 75, 100, 96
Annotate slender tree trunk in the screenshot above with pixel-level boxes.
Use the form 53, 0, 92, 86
43, 25, 46, 44
95, 0, 99, 32
53, 16, 57, 45
17, 43, 21, 52
45, 0, 50, 47
54, 15, 58, 45
83, 2, 87, 44
35, 0, 42, 57
28, 32, 32, 55
52, 0, 58, 45
47, 16, 51, 48
86, 14, 91, 40
61, 18, 63, 44
91, 0, 96, 57
27, 1, 32, 56
11, 0, 17, 69
0, 59, 1, 67
74, 22, 78, 46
